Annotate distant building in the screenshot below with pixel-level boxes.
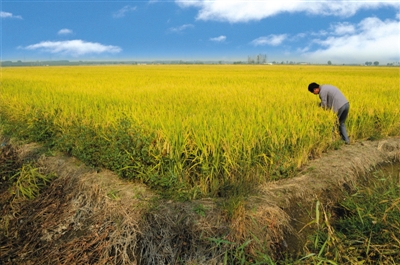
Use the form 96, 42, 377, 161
248, 54, 267, 64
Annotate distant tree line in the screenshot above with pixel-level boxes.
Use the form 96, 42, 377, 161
327, 60, 400, 66
365, 61, 380, 66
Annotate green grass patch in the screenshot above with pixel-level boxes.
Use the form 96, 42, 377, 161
300, 164, 400, 265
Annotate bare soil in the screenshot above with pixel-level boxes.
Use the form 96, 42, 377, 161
1, 136, 399, 264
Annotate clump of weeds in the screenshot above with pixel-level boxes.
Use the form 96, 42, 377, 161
298, 164, 400, 265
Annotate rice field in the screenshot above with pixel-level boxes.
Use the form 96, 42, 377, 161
1, 65, 399, 198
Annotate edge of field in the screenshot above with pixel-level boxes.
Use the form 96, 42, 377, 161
1, 135, 400, 264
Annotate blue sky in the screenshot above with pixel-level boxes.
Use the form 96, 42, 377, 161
1, 0, 399, 64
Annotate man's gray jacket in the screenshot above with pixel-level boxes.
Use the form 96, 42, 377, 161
319, 84, 349, 113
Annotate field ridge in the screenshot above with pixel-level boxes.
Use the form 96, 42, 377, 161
1, 135, 399, 264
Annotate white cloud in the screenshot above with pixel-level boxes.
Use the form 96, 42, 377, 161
302, 17, 400, 63
311, 30, 329, 37
23, 40, 122, 56
175, 0, 399, 23
290, 33, 307, 42
168, 24, 194, 33
1, 11, 22, 19
113, 5, 137, 18
58, 29, 73, 35
210, 35, 226, 42
251, 34, 287, 46
330, 22, 355, 35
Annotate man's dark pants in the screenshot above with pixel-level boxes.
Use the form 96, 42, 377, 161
337, 102, 350, 144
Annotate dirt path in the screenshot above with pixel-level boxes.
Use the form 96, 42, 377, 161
259, 137, 400, 208
255, 137, 400, 252
1, 136, 399, 264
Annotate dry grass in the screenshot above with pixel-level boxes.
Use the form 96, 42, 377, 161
1, 136, 400, 264
1, 140, 228, 264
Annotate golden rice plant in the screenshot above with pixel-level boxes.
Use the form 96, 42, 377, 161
1, 65, 399, 198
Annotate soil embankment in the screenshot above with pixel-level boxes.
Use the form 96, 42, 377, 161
1, 136, 399, 264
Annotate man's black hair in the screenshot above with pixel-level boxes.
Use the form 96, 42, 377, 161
308, 82, 320, 93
